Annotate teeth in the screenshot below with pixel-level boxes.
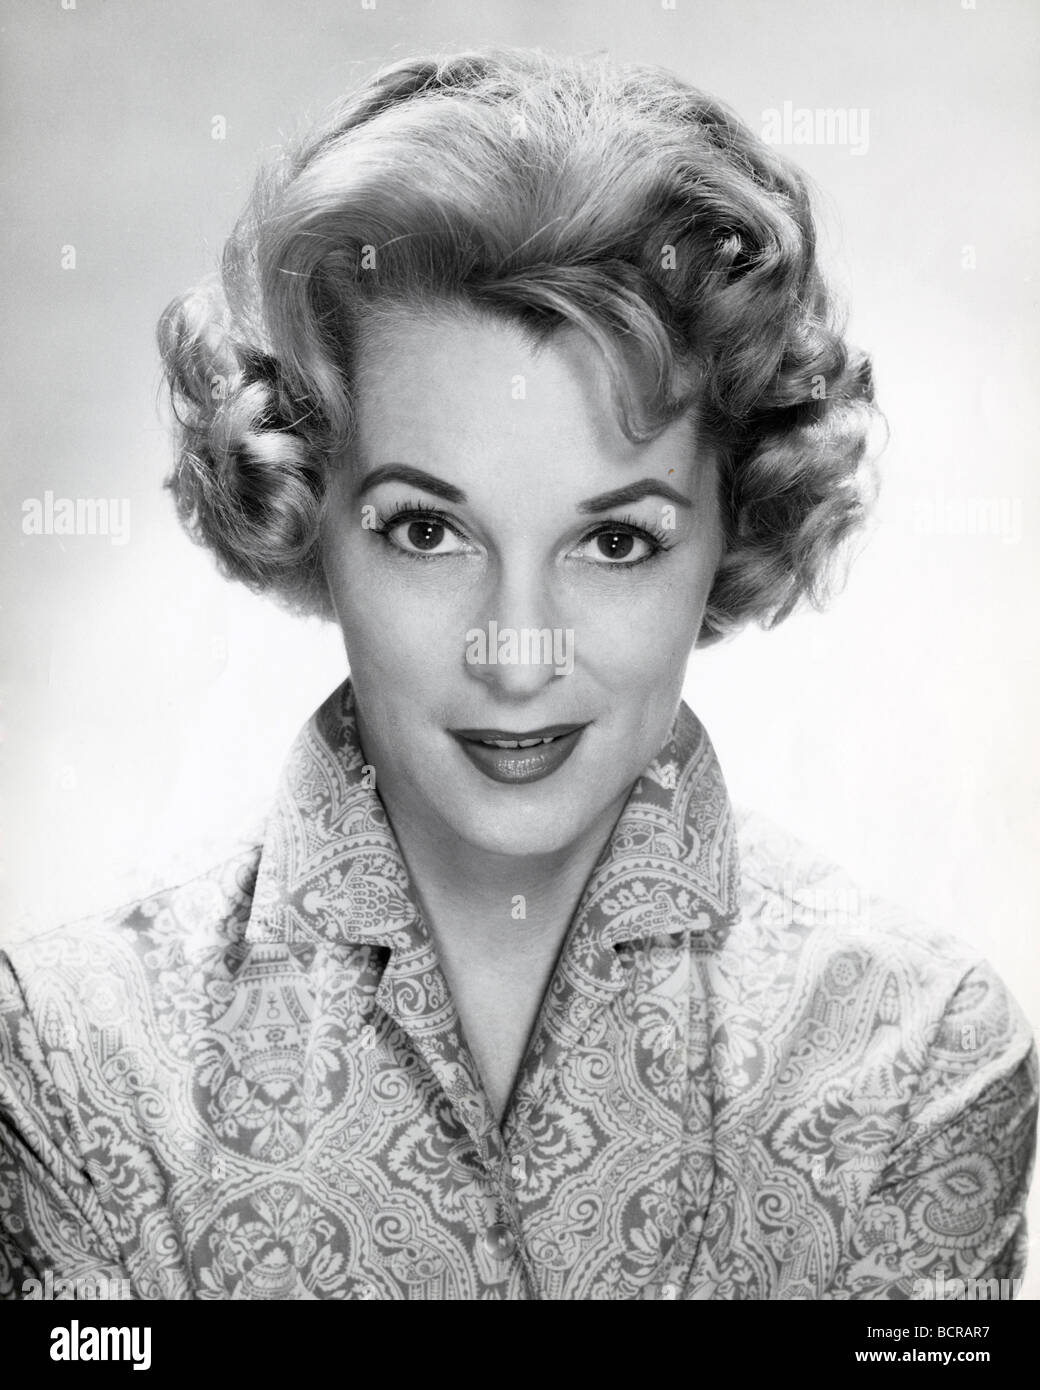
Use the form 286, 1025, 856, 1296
480, 736, 557, 749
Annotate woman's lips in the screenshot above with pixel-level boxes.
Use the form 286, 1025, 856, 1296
451, 724, 585, 784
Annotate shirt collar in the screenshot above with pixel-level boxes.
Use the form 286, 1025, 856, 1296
246, 679, 741, 951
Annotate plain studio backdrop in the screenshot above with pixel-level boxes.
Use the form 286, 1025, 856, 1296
2, 0, 1038, 1295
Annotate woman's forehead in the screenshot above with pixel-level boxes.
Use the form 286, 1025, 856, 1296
350, 303, 704, 484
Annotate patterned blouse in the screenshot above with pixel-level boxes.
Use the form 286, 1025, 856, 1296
1, 680, 1035, 1300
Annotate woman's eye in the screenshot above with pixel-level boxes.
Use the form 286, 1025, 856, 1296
570, 528, 657, 565
383, 515, 472, 556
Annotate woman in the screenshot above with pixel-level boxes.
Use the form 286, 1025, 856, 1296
0, 49, 1034, 1301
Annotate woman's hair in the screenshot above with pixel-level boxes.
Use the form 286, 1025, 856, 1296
157, 48, 881, 643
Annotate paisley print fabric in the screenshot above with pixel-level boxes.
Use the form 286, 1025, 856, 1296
0, 680, 1035, 1300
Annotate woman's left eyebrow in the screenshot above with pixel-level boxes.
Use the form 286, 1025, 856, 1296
579, 480, 692, 513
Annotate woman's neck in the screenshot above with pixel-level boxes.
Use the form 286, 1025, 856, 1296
384, 793, 630, 1122
384, 793, 627, 960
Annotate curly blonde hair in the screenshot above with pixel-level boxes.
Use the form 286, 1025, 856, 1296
157, 48, 881, 643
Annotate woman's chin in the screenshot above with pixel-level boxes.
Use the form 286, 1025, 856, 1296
432, 780, 628, 865
439, 807, 575, 861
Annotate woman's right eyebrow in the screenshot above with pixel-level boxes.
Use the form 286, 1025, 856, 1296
354, 464, 467, 503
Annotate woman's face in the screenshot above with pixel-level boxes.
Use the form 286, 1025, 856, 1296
320, 305, 723, 863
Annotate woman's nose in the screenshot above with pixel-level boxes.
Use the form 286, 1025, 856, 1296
463, 569, 574, 696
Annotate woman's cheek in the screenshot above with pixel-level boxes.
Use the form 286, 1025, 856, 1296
351, 606, 440, 679
586, 590, 692, 686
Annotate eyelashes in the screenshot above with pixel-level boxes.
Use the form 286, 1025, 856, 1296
600, 512, 674, 557
368, 499, 675, 567
368, 502, 474, 560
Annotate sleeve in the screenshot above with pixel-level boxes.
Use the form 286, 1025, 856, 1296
0, 950, 133, 1300
828, 960, 1039, 1300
